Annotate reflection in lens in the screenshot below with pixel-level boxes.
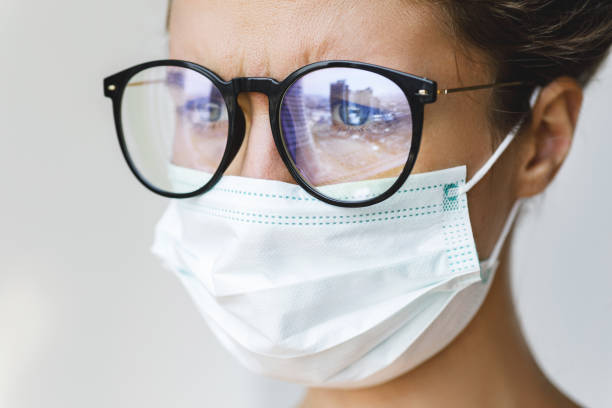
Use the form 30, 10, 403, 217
121, 66, 229, 194
280, 68, 413, 202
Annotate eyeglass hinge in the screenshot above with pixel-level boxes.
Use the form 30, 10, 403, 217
104, 77, 118, 98
415, 84, 437, 103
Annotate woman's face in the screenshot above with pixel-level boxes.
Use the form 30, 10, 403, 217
169, 0, 520, 259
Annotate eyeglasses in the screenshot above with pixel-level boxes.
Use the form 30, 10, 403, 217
103, 59, 529, 207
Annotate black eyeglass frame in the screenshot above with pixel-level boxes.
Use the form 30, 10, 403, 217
103, 59, 529, 208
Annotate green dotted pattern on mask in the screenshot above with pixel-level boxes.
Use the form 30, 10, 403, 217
172, 176, 455, 203
214, 183, 452, 202
182, 202, 443, 226
179, 180, 469, 226
442, 183, 460, 212
442, 183, 478, 273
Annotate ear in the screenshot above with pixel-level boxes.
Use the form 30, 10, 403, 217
514, 77, 583, 198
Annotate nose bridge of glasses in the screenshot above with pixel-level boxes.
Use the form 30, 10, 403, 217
231, 77, 280, 96
227, 77, 278, 167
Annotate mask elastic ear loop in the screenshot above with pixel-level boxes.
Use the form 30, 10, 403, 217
456, 86, 542, 197
470, 86, 542, 282
478, 199, 523, 282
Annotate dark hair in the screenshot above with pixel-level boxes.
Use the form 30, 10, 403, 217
434, 0, 612, 134
166, 0, 612, 133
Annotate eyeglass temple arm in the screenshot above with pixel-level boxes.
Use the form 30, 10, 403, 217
125, 79, 534, 101
437, 81, 532, 96
126, 79, 166, 87
124, 79, 533, 93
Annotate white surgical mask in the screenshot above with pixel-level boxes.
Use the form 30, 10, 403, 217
151, 91, 538, 388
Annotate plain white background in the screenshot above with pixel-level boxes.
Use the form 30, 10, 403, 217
1, 1, 610, 407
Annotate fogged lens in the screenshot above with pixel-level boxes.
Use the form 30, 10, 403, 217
280, 68, 413, 202
121, 65, 229, 194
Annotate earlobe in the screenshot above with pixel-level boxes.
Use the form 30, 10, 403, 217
515, 77, 583, 198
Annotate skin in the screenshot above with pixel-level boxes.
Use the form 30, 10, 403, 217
169, 0, 584, 406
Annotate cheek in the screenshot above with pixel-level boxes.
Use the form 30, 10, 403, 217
466, 148, 518, 261
411, 94, 493, 175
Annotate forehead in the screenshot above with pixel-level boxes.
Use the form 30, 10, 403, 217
168, 0, 480, 85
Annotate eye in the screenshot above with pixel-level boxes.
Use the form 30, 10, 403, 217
182, 97, 227, 125
332, 100, 373, 127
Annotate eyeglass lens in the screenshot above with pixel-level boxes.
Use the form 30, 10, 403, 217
280, 68, 413, 202
121, 66, 229, 194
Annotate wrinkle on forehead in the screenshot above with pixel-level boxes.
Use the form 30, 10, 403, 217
169, 0, 462, 82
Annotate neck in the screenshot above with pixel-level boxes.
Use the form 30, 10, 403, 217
298, 244, 576, 408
